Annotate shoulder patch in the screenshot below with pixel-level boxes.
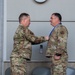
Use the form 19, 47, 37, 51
60, 31, 64, 34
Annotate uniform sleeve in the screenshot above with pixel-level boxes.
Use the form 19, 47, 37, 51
24, 28, 47, 44
46, 29, 58, 57
46, 26, 68, 58
56, 26, 68, 55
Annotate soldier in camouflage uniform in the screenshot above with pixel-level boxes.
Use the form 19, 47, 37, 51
10, 13, 48, 75
46, 13, 68, 75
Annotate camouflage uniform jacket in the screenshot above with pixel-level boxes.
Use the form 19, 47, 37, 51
10, 24, 46, 60
46, 24, 68, 57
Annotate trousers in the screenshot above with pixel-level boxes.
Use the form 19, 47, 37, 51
51, 53, 68, 75
10, 57, 27, 75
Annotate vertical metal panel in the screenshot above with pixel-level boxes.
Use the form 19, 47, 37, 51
0, 0, 4, 75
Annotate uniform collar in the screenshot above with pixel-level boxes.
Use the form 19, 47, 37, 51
19, 24, 28, 28
54, 23, 62, 28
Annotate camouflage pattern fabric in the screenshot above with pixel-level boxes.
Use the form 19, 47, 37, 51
10, 24, 46, 75
46, 24, 68, 75
10, 57, 27, 75
11, 24, 46, 59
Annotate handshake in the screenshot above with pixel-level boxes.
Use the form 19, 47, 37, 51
44, 36, 49, 41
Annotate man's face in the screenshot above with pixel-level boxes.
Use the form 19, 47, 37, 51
22, 16, 30, 27
25, 16, 30, 27
50, 15, 59, 26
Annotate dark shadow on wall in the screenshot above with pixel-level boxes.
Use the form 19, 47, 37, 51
5, 67, 75, 75
66, 67, 75, 75
31, 67, 51, 75
5, 67, 11, 75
